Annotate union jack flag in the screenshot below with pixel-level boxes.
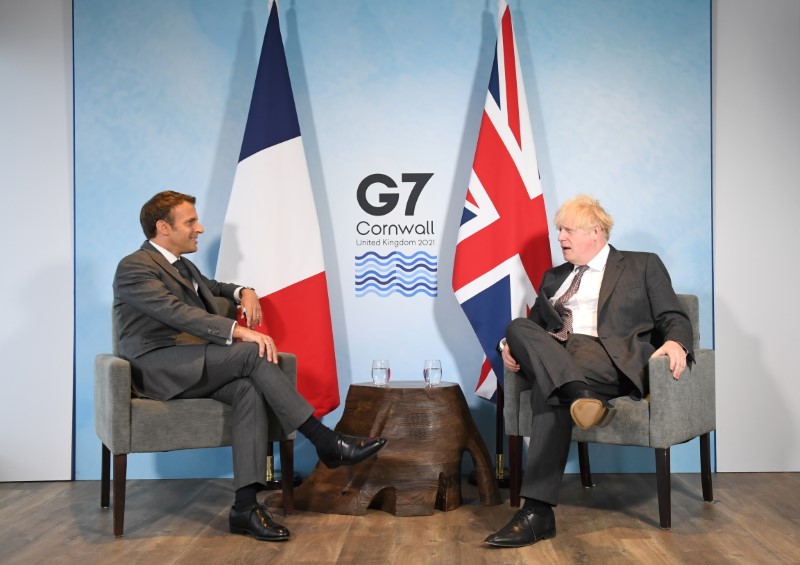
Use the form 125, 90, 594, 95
453, 0, 552, 400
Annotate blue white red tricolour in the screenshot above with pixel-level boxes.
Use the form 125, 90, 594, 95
452, 0, 552, 400
216, 0, 339, 417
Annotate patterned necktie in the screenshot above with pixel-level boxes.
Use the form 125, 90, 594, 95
550, 265, 589, 342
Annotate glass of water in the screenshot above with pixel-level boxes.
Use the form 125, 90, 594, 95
423, 359, 442, 387
371, 359, 390, 387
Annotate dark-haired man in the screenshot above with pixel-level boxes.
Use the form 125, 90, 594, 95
114, 190, 386, 541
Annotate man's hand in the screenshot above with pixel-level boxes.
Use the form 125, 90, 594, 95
233, 325, 278, 363
650, 340, 687, 379
502, 344, 521, 373
240, 288, 263, 329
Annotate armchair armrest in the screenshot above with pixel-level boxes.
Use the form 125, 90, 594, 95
647, 349, 716, 449
94, 354, 133, 454
503, 369, 532, 436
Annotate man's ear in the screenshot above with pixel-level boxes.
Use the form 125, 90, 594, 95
155, 219, 170, 235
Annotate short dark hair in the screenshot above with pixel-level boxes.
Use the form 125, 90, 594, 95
140, 191, 196, 238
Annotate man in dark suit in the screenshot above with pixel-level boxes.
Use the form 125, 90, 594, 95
484, 195, 693, 548
114, 190, 386, 542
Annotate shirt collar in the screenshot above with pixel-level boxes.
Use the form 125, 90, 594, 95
149, 240, 179, 264
582, 242, 610, 272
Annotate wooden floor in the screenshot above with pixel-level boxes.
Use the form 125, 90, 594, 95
1, 473, 798, 564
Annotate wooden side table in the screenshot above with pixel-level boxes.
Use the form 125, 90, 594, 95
293, 381, 502, 516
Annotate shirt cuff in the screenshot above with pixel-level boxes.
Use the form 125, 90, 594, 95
225, 320, 235, 345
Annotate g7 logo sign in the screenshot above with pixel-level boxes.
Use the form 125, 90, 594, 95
356, 173, 434, 216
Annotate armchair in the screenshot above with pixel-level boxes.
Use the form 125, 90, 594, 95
504, 294, 715, 529
94, 297, 296, 537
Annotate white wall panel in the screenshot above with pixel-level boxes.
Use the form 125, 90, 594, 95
714, 0, 800, 471
0, 0, 74, 480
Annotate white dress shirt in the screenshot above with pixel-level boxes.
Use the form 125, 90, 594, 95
549, 243, 610, 338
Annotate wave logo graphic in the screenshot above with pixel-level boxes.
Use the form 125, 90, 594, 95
355, 251, 438, 298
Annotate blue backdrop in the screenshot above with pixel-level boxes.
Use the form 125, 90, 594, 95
74, 0, 712, 481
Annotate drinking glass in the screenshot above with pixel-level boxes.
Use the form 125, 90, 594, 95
371, 359, 390, 387
423, 359, 443, 387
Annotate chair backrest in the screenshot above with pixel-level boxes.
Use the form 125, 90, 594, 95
675, 294, 700, 350
111, 303, 121, 357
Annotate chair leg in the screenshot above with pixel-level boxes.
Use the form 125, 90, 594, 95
101, 444, 111, 508
700, 432, 714, 502
113, 454, 128, 537
279, 439, 294, 516
508, 435, 522, 508
578, 442, 595, 488
655, 447, 671, 529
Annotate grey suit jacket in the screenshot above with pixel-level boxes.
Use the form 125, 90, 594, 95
528, 245, 693, 395
113, 241, 241, 399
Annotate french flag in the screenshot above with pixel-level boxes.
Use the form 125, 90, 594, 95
216, 0, 339, 417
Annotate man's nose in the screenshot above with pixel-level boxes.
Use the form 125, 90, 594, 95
196, 223, 205, 233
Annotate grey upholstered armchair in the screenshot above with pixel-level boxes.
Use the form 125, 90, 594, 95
94, 297, 296, 537
503, 294, 715, 529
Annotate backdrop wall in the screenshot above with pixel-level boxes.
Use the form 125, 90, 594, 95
72, 0, 713, 481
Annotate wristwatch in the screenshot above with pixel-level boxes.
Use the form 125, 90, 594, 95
496, 338, 507, 355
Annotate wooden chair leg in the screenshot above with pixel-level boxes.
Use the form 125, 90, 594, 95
508, 435, 522, 508
700, 432, 714, 502
655, 447, 671, 529
101, 444, 111, 509
578, 442, 595, 488
280, 439, 294, 516
113, 453, 127, 537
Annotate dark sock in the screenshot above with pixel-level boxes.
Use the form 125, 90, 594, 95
561, 380, 589, 401
523, 498, 552, 512
297, 416, 338, 455
233, 483, 259, 512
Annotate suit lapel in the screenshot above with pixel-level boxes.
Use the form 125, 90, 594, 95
542, 263, 573, 298
535, 263, 573, 331
598, 245, 624, 314
182, 257, 219, 314
140, 241, 207, 310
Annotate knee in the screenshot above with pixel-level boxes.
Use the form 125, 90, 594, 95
229, 378, 258, 405
235, 342, 264, 374
506, 317, 531, 341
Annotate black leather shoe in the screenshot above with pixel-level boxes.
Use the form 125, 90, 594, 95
318, 434, 387, 469
229, 503, 290, 541
570, 390, 616, 430
484, 506, 556, 548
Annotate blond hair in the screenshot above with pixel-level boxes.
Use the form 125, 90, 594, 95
554, 194, 613, 240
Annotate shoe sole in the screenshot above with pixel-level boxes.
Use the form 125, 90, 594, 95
570, 398, 615, 430
484, 527, 556, 548
230, 526, 290, 542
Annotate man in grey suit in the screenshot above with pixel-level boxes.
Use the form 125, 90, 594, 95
484, 195, 693, 548
114, 190, 386, 542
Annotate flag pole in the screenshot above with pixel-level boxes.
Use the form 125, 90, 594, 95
469, 386, 510, 489
495, 386, 510, 487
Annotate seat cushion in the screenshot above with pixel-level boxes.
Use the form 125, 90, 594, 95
516, 392, 651, 446
571, 396, 651, 446
129, 398, 233, 453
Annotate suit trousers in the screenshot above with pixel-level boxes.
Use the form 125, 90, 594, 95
175, 341, 315, 489
506, 318, 631, 505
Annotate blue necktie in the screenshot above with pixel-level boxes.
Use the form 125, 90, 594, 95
172, 259, 196, 292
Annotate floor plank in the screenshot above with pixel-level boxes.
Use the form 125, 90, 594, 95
0, 474, 798, 564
